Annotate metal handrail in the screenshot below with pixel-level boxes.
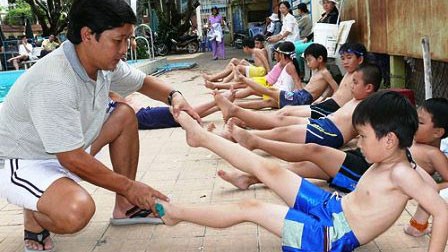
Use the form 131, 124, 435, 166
133, 24, 155, 60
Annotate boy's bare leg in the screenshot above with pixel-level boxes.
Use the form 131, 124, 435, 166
222, 73, 234, 83
249, 124, 307, 143
234, 67, 279, 100
218, 161, 327, 190
234, 87, 257, 99
215, 92, 304, 129
177, 111, 303, 207
158, 199, 287, 237
276, 105, 312, 118
236, 99, 278, 110
205, 80, 245, 90
202, 63, 234, 82
193, 88, 236, 117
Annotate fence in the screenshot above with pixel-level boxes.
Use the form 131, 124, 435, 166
405, 59, 448, 104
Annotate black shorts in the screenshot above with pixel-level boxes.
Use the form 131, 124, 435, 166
310, 99, 340, 119
328, 148, 371, 193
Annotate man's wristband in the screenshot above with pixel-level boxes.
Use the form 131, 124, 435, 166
167, 90, 182, 105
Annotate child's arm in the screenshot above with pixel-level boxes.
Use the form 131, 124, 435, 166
392, 166, 448, 251
313, 87, 332, 104
285, 63, 304, 90
428, 148, 448, 189
322, 70, 339, 94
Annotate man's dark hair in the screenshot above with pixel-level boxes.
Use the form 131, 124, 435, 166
353, 90, 418, 149
355, 63, 382, 91
253, 34, 265, 42
242, 38, 255, 49
304, 43, 328, 62
420, 97, 448, 138
67, 0, 137, 44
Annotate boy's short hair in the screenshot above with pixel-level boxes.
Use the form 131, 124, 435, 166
67, 0, 137, 45
353, 90, 418, 149
242, 38, 255, 49
253, 34, 265, 42
421, 97, 448, 138
355, 63, 382, 91
304, 43, 327, 62
339, 42, 367, 58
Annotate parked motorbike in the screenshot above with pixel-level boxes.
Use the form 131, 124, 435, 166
169, 34, 200, 54
151, 32, 169, 56
232, 31, 248, 49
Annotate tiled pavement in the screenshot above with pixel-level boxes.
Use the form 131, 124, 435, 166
0, 48, 445, 251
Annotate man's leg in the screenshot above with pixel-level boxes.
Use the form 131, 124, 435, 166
89, 103, 140, 218
158, 199, 288, 237
215, 92, 305, 128
177, 111, 303, 207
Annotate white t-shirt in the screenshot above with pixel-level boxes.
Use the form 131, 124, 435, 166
18, 43, 33, 56
280, 13, 300, 42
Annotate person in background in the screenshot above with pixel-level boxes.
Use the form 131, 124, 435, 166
7, 36, 38, 70
266, 1, 300, 44
264, 13, 282, 37
296, 3, 313, 41
208, 6, 225, 60
303, 0, 340, 43
40, 34, 60, 57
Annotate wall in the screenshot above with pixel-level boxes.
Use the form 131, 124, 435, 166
341, 0, 448, 62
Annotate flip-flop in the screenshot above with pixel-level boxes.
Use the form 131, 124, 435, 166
110, 206, 164, 225
24, 229, 54, 252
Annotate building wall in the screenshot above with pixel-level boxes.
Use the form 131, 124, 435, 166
341, 0, 448, 62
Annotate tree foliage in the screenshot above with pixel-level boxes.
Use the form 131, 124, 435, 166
4, 1, 34, 25
137, 0, 199, 42
7, 0, 72, 36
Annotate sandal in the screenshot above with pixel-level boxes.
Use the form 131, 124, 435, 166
24, 229, 53, 252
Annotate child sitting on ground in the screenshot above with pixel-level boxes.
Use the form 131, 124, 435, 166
279, 42, 367, 119
231, 43, 338, 110
215, 63, 381, 149
402, 97, 448, 237
203, 38, 270, 83
156, 91, 448, 251
218, 97, 448, 196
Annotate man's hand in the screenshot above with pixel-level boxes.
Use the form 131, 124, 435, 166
124, 181, 169, 216
171, 93, 202, 124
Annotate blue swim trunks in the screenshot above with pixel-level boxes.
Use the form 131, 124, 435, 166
279, 89, 313, 108
329, 149, 371, 193
136, 107, 180, 130
282, 179, 360, 252
305, 118, 344, 148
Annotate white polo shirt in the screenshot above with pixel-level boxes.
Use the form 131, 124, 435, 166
0, 41, 146, 168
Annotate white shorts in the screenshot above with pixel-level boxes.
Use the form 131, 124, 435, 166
0, 159, 82, 211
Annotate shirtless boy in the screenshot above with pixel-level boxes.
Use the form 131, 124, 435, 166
156, 91, 448, 251
279, 42, 367, 119
203, 38, 270, 83
216, 63, 381, 150
230, 43, 338, 110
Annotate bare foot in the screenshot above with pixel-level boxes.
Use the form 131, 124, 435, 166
177, 111, 206, 147
24, 210, 54, 251
217, 170, 256, 190
233, 66, 244, 82
221, 85, 237, 103
202, 73, 212, 81
206, 122, 216, 132
231, 124, 257, 150
404, 223, 431, 237
217, 118, 235, 141
205, 80, 215, 89
156, 201, 181, 226
214, 91, 237, 122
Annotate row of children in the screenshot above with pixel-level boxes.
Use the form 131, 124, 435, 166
125, 36, 448, 250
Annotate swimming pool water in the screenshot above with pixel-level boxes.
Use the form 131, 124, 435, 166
0, 70, 25, 102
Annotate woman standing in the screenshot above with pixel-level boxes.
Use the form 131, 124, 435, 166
208, 6, 225, 60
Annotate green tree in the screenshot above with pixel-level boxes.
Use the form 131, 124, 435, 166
4, 1, 33, 25
8, 0, 72, 36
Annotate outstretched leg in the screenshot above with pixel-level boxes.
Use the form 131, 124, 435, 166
276, 105, 312, 118
215, 91, 306, 129
234, 68, 280, 101
177, 112, 302, 207
158, 199, 288, 237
